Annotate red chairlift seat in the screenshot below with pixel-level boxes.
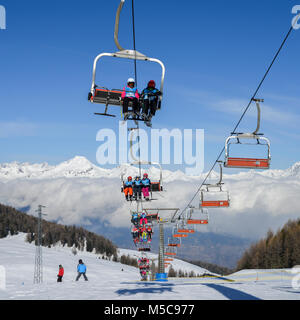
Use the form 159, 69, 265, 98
200, 161, 230, 208
225, 157, 270, 169
186, 207, 209, 225
224, 99, 271, 170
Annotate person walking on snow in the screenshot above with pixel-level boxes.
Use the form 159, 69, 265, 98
76, 259, 88, 281
57, 264, 64, 282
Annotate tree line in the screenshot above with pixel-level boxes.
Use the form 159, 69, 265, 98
0, 203, 116, 257
236, 218, 300, 270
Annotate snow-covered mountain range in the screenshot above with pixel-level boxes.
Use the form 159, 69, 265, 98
0, 155, 300, 181
0, 156, 299, 240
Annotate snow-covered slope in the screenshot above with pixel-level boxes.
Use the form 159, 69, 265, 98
0, 234, 299, 300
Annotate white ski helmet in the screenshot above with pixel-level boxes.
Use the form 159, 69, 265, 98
127, 77, 135, 84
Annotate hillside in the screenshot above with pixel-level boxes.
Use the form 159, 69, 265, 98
0, 203, 116, 257
0, 233, 299, 300
237, 218, 300, 270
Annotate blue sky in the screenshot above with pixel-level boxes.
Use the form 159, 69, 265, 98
0, 0, 299, 173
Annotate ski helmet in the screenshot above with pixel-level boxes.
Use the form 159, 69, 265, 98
127, 78, 135, 84
143, 173, 148, 178
148, 80, 155, 88
128, 176, 132, 181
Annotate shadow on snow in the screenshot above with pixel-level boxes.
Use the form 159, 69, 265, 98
116, 282, 174, 296
203, 283, 261, 300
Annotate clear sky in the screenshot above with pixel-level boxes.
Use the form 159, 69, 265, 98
0, 0, 299, 173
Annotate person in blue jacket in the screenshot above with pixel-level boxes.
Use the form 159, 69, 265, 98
131, 211, 139, 226
76, 259, 88, 281
141, 80, 161, 121
133, 176, 142, 200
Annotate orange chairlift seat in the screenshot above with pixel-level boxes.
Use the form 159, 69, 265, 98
172, 224, 189, 238
165, 246, 177, 257
167, 236, 181, 248
200, 161, 230, 208
224, 99, 271, 169
186, 207, 209, 225
176, 221, 195, 234
88, 0, 165, 119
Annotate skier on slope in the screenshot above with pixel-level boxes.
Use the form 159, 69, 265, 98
57, 264, 64, 282
76, 259, 88, 281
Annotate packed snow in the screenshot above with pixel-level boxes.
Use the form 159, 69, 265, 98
0, 234, 299, 300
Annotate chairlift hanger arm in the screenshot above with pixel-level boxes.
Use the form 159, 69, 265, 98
90, 0, 165, 97
203, 161, 223, 188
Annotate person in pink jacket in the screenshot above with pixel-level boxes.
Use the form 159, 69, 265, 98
121, 78, 140, 120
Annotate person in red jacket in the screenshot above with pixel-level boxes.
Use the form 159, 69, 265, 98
57, 264, 64, 282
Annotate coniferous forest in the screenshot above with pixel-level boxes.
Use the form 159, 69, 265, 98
0, 203, 116, 257
236, 219, 300, 270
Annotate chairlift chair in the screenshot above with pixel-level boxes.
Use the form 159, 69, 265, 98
165, 246, 177, 257
200, 161, 230, 208
224, 99, 271, 169
121, 161, 163, 201
88, 0, 165, 119
186, 207, 209, 225
167, 236, 181, 248
172, 224, 189, 238
176, 220, 195, 234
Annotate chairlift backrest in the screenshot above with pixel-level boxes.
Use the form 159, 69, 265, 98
89, 1, 165, 109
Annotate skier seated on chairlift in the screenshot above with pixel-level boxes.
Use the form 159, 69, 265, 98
131, 226, 139, 243
146, 224, 153, 242
141, 228, 148, 243
121, 78, 140, 120
131, 211, 139, 225
133, 176, 142, 200
141, 173, 151, 201
124, 176, 133, 201
140, 212, 148, 226
141, 80, 161, 122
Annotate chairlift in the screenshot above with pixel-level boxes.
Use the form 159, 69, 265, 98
224, 99, 271, 169
121, 161, 163, 201
164, 258, 174, 262
167, 236, 181, 248
172, 224, 189, 238
186, 207, 209, 225
165, 246, 177, 257
176, 220, 195, 234
88, 0, 165, 119
200, 161, 230, 208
